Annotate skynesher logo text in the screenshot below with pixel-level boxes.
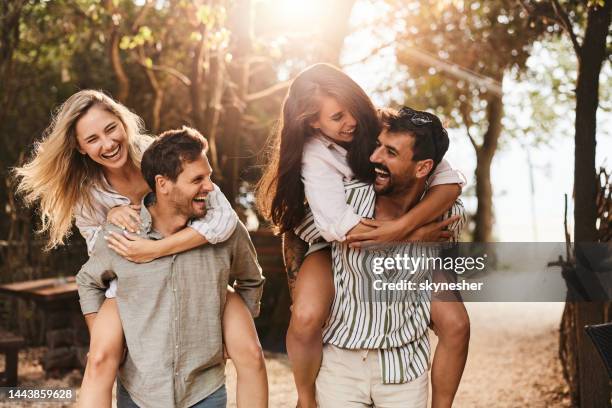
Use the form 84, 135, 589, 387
372, 280, 484, 292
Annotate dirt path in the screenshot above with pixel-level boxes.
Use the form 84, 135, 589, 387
1, 303, 570, 407
224, 302, 571, 407
450, 302, 570, 407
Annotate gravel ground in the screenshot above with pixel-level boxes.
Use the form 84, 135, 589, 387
0, 302, 570, 407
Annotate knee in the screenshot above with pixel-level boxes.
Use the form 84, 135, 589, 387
435, 312, 470, 344
290, 306, 326, 337
86, 348, 120, 378
230, 340, 266, 371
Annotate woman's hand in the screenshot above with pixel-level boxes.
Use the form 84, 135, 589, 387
105, 230, 159, 263
347, 215, 460, 248
107, 204, 141, 233
404, 215, 461, 242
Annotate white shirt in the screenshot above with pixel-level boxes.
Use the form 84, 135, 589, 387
301, 134, 467, 242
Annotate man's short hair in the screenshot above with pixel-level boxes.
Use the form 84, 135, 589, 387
380, 107, 449, 171
141, 126, 209, 191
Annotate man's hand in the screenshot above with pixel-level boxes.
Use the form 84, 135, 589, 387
107, 204, 141, 233
105, 231, 159, 263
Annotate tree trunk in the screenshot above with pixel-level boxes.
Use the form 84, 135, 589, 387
189, 25, 206, 132
138, 48, 163, 134
314, 0, 357, 64
221, 0, 252, 207
570, 2, 612, 407
472, 93, 502, 243
106, 1, 129, 103
573, 2, 610, 244
203, 53, 224, 177
0, 0, 25, 125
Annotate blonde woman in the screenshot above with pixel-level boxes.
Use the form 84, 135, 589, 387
15, 90, 268, 408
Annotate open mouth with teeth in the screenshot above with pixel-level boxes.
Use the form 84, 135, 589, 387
193, 195, 207, 204
339, 128, 356, 137
101, 145, 121, 160
374, 166, 390, 182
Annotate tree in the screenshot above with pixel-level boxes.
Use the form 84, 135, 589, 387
522, 0, 612, 405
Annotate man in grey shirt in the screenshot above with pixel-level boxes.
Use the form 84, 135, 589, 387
76, 127, 265, 408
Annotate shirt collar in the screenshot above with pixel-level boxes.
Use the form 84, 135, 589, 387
139, 193, 163, 239
313, 133, 348, 155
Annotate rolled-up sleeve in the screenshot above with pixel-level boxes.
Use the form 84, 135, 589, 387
75, 230, 115, 314
74, 208, 103, 256
188, 183, 238, 244
428, 159, 467, 188
302, 145, 361, 242
442, 199, 467, 242
229, 223, 265, 317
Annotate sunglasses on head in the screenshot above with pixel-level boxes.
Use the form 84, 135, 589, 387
399, 107, 433, 126
399, 107, 447, 162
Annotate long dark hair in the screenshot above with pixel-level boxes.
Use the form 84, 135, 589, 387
257, 63, 380, 233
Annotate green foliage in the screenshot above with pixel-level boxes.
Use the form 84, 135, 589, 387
387, 0, 551, 145
0, 0, 308, 236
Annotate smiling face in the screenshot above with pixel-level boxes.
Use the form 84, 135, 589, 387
369, 129, 433, 196
163, 153, 214, 219
75, 104, 129, 170
310, 94, 357, 144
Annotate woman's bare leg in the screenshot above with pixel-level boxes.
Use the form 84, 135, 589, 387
78, 298, 124, 408
430, 301, 470, 408
286, 249, 334, 408
223, 289, 268, 408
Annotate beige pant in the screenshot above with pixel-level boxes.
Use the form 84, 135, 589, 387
316, 344, 428, 408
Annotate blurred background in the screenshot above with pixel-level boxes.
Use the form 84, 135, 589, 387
0, 0, 610, 406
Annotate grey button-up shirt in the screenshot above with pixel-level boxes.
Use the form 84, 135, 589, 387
76, 199, 265, 408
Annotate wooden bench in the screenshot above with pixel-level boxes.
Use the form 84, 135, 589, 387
0, 330, 25, 386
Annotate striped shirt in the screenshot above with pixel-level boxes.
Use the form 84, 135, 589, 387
295, 180, 465, 384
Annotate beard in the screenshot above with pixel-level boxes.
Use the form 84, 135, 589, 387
372, 161, 418, 197
169, 190, 207, 219
374, 173, 416, 197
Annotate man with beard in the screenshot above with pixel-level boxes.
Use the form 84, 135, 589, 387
76, 127, 265, 408
293, 107, 466, 407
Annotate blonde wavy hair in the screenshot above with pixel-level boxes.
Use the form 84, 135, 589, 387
14, 90, 149, 250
